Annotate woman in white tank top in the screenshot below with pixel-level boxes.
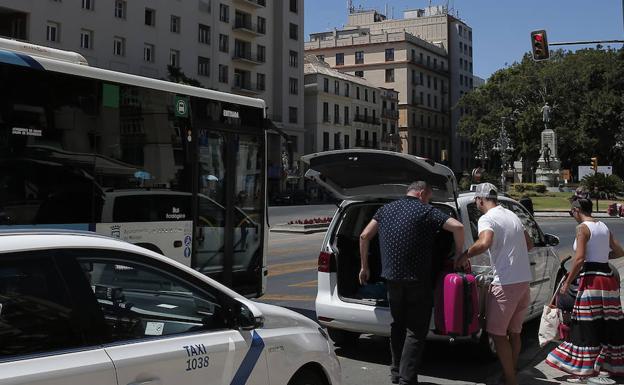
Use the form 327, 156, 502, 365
546, 199, 624, 381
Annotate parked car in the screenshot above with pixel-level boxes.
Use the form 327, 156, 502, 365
302, 149, 560, 355
0, 230, 340, 385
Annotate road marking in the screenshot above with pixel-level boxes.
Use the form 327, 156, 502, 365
289, 280, 318, 288
258, 294, 316, 302
267, 259, 317, 277
269, 247, 318, 257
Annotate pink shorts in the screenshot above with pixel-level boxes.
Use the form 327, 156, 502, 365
486, 282, 530, 336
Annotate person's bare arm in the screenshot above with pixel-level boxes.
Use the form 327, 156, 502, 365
442, 217, 464, 260
609, 231, 624, 259
455, 229, 494, 269
561, 224, 589, 294
359, 219, 379, 285
524, 230, 534, 251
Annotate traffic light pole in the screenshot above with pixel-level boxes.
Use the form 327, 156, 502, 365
549, 39, 624, 46
595, 168, 599, 214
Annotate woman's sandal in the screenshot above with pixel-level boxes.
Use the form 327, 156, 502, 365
587, 376, 616, 385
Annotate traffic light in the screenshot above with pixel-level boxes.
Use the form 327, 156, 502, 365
530, 30, 550, 61
591, 157, 598, 171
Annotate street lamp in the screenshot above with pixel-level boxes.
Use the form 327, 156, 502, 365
475, 139, 489, 168
491, 118, 515, 193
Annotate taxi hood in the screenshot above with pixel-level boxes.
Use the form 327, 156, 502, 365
301, 149, 458, 202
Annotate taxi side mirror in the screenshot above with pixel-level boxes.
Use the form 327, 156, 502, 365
544, 233, 559, 247
231, 299, 264, 331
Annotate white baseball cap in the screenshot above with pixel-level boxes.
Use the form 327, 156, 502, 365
474, 183, 498, 199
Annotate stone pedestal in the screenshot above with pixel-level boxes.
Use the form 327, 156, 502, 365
536, 167, 560, 187
535, 128, 560, 187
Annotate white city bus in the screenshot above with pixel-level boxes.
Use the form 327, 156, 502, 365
0, 38, 268, 297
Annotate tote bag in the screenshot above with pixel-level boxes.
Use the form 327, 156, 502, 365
538, 281, 564, 347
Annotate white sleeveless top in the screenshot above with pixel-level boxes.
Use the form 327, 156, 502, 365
573, 221, 611, 263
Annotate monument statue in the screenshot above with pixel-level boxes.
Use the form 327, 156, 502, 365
540, 102, 554, 127
535, 102, 560, 188
542, 143, 551, 168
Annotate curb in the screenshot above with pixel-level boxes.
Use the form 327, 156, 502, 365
269, 223, 329, 234
534, 211, 615, 218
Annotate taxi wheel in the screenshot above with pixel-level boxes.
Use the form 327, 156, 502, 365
327, 328, 359, 347
288, 367, 326, 385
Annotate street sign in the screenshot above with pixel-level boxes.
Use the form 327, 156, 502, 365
578, 165, 612, 179
174, 96, 189, 118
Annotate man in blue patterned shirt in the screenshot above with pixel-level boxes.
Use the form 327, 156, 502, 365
359, 181, 464, 385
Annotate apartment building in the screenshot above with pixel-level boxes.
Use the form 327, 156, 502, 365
306, 28, 450, 163
304, 55, 386, 153
342, 5, 474, 171
379, 87, 400, 151
0, 0, 304, 195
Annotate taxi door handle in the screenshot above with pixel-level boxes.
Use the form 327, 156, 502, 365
128, 380, 162, 385
530, 262, 537, 266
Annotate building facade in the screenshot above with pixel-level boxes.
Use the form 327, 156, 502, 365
304, 55, 393, 154
379, 87, 400, 151
346, 6, 474, 171
0, 0, 304, 195
306, 28, 450, 164
307, 5, 474, 171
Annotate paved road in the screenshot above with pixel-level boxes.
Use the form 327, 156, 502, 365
262, 206, 624, 384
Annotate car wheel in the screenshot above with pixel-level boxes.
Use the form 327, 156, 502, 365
478, 331, 497, 360
327, 328, 360, 347
287, 367, 326, 385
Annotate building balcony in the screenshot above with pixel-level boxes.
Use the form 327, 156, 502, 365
354, 115, 380, 125
355, 140, 378, 148
233, 20, 265, 36
233, 0, 266, 8
410, 98, 423, 107
382, 132, 401, 143
382, 109, 399, 120
232, 52, 262, 65
232, 80, 262, 95
409, 57, 450, 75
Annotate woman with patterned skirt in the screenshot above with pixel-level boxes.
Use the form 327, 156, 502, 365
546, 199, 624, 383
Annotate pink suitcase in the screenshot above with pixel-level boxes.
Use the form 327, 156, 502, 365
434, 272, 480, 336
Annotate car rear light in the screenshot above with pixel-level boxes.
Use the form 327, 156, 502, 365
318, 251, 336, 273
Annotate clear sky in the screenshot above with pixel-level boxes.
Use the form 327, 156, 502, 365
304, 0, 624, 80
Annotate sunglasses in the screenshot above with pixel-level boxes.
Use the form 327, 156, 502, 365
569, 208, 576, 217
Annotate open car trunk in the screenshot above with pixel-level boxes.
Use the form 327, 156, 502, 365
331, 201, 458, 307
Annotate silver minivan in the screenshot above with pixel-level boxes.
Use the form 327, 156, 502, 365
302, 149, 560, 353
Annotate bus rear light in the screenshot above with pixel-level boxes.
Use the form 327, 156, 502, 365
318, 251, 336, 273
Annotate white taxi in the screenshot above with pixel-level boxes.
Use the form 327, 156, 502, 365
0, 230, 340, 385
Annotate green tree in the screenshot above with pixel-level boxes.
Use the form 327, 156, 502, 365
458, 48, 624, 176
166, 65, 203, 87
580, 173, 623, 197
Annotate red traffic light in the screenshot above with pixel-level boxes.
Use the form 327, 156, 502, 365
530, 30, 550, 61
